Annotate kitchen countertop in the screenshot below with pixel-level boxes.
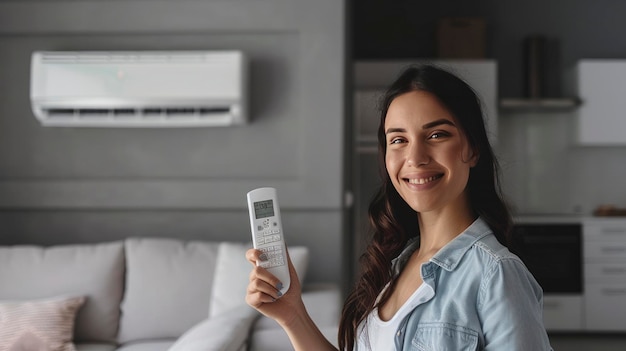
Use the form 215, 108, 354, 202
514, 213, 583, 224
513, 214, 626, 224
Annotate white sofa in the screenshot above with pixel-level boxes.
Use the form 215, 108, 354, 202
0, 238, 341, 351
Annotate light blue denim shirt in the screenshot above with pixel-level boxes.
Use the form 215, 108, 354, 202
386, 217, 553, 351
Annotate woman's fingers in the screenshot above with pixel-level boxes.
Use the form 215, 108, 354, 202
246, 277, 280, 306
246, 248, 263, 265
245, 248, 273, 273
246, 261, 284, 305
247, 249, 283, 285
248, 268, 280, 292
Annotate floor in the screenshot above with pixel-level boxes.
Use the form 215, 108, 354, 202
549, 334, 626, 351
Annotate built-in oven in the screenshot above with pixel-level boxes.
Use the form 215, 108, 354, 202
512, 223, 582, 294
511, 220, 583, 331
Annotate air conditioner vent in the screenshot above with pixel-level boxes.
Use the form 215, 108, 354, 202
113, 109, 135, 116
78, 109, 110, 116
44, 106, 233, 117
39, 106, 236, 127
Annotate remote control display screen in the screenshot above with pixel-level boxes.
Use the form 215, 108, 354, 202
254, 200, 275, 219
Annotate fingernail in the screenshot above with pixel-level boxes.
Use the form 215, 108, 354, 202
277, 291, 283, 297
276, 282, 283, 291
259, 253, 268, 261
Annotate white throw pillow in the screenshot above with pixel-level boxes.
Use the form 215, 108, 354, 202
209, 242, 309, 318
118, 238, 220, 343
168, 305, 258, 351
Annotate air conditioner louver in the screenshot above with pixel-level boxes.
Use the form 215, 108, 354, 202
39, 106, 235, 127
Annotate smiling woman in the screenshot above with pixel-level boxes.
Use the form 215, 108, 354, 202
244, 64, 553, 351
338, 65, 553, 351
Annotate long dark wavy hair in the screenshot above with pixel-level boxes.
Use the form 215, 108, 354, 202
338, 64, 513, 350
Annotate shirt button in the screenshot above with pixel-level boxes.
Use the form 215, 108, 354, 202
396, 330, 402, 337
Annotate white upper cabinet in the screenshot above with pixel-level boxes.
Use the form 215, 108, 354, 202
576, 60, 626, 145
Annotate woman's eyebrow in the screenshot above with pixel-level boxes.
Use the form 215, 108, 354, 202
385, 127, 406, 135
422, 118, 456, 129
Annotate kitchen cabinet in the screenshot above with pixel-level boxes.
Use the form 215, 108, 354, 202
350, 60, 498, 276
576, 60, 626, 145
543, 295, 584, 331
583, 218, 626, 331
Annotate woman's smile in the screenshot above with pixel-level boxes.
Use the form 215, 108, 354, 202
405, 173, 444, 185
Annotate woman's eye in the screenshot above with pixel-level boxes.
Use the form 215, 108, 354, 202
389, 138, 404, 144
429, 131, 450, 140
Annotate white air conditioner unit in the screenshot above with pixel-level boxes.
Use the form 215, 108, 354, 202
30, 50, 248, 127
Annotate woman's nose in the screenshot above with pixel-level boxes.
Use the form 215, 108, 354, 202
406, 142, 430, 166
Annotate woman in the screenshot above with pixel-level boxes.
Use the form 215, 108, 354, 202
245, 64, 553, 350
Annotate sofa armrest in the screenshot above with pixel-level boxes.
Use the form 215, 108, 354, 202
249, 283, 341, 350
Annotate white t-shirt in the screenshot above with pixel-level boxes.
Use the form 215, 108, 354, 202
356, 282, 434, 350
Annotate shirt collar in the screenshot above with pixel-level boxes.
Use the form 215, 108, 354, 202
391, 217, 492, 276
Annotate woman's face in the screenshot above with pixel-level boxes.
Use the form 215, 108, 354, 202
384, 90, 476, 215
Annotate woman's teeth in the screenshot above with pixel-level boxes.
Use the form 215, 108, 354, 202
407, 175, 441, 184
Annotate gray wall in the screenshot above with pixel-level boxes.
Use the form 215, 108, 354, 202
0, 1, 347, 286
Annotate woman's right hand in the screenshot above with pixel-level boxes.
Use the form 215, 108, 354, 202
245, 247, 305, 328
246, 248, 339, 351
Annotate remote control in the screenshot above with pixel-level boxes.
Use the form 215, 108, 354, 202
246, 187, 290, 296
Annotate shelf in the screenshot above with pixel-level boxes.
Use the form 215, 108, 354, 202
499, 97, 581, 112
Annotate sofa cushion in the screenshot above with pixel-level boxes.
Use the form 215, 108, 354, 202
115, 341, 174, 351
169, 305, 258, 351
76, 344, 118, 351
249, 326, 338, 351
118, 237, 220, 343
209, 242, 309, 318
250, 284, 340, 350
0, 241, 125, 342
0, 295, 85, 351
